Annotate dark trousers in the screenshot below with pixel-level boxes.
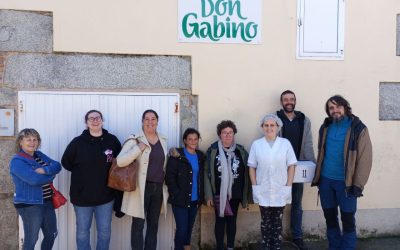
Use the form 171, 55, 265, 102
131, 182, 163, 250
214, 199, 240, 250
291, 182, 304, 239
319, 177, 357, 250
260, 206, 284, 250
172, 201, 198, 250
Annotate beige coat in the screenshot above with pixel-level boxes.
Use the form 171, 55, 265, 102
116, 131, 168, 219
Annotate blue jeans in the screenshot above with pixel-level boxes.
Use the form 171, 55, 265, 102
319, 177, 357, 250
291, 182, 304, 239
172, 201, 198, 250
131, 181, 163, 250
73, 200, 114, 250
16, 201, 58, 250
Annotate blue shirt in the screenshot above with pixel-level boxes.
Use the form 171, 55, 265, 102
184, 148, 199, 201
322, 117, 351, 181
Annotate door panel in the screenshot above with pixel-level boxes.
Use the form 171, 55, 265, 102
18, 91, 179, 250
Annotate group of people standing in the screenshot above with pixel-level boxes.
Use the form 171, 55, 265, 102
9, 90, 372, 250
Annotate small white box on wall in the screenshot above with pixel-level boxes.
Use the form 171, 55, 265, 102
293, 161, 316, 183
0, 109, 14, 136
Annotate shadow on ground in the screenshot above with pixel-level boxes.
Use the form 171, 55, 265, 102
232, 237, 400, 250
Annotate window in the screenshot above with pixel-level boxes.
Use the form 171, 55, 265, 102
296, 0, 345, 60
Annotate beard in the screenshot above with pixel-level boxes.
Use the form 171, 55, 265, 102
283, 103, 295, 113
331, 113, 345, 121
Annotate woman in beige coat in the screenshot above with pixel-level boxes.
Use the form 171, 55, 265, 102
116, 109, 168, 250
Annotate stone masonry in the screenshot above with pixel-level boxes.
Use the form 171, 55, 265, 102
0, 9, 197, 250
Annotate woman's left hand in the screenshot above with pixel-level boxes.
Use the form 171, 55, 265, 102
35, 168, 45, 174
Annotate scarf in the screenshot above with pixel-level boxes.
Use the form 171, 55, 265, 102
218, 140, 236, 217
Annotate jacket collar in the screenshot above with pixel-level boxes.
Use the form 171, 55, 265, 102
276, 109, 305, 121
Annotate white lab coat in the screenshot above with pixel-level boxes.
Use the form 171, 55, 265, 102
248, 136, 297, 207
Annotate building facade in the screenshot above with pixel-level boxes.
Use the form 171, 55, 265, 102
1, 0, 400, 249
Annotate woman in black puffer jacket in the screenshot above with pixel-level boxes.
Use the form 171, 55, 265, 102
165, 128, 205, 250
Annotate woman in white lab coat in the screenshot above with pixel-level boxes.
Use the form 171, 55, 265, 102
248, 113, 297, 250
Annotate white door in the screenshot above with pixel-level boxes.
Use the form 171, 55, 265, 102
18, 91, 179, 250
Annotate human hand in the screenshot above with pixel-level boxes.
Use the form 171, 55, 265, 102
207, 199, 214, 207
348, 186, 363, 198
35, 168, 45, 174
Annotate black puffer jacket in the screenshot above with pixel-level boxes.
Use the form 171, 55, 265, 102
62, 129, 121, 206
165, 148, 205, 208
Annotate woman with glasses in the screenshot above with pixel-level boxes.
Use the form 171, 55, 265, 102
204, 120, 252, 250
248, 114, 297, 250
116, 109, 168, 250
62, 110, 121, 250
10, 128, 61, 250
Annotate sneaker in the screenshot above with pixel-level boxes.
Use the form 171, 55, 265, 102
292, 238, 308, 250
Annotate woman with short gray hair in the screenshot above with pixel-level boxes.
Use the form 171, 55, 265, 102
248, 114, 297, 250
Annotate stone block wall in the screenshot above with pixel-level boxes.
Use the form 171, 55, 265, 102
0, 9, 197, 250
380, 82, 400, 120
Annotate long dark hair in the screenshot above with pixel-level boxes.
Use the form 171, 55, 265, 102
325, 95, 352, 117
142, 109, 159, 121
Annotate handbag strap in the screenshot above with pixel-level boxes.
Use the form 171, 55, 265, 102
122, 136, 138, 147
49, 183, 57, 192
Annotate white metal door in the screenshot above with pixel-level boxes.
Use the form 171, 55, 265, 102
18, 91, 179, 250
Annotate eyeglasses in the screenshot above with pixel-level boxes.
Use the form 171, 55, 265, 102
221, 132, 234, 136
87, 116, 102, 122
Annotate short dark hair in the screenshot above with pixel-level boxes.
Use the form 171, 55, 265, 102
85, 110, 103, 122
216, 120, 237, 136
183, 128, 201, 145
142, 109, 159, 121
280, 90, 296, 102
325, 95, 352, 117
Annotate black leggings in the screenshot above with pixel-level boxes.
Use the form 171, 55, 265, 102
259, 206, 284, 250
214, 199, 241, 250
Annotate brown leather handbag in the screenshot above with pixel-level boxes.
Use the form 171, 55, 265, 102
107, 138, 139, 192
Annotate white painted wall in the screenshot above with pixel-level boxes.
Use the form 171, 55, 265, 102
2, 0, 400, 242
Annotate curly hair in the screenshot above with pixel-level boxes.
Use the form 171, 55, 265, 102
216, 120, 237, 136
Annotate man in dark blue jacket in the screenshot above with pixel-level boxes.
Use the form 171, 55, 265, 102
277, 90, 315, 250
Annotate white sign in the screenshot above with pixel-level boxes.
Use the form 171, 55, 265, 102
0, 109, 14, 136
178, 0, 262, 44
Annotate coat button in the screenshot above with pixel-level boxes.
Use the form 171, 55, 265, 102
190, 171, 192, 173
189, 194, 191, 196
190, 182, 192, 184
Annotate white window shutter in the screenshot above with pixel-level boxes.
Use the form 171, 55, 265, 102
297, 0, 345, 60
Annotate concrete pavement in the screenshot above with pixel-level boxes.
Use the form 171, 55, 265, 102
241, 237, 400, 250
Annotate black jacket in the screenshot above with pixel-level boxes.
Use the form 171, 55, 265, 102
165, 148, 205, 208
62, 129, 121, 206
